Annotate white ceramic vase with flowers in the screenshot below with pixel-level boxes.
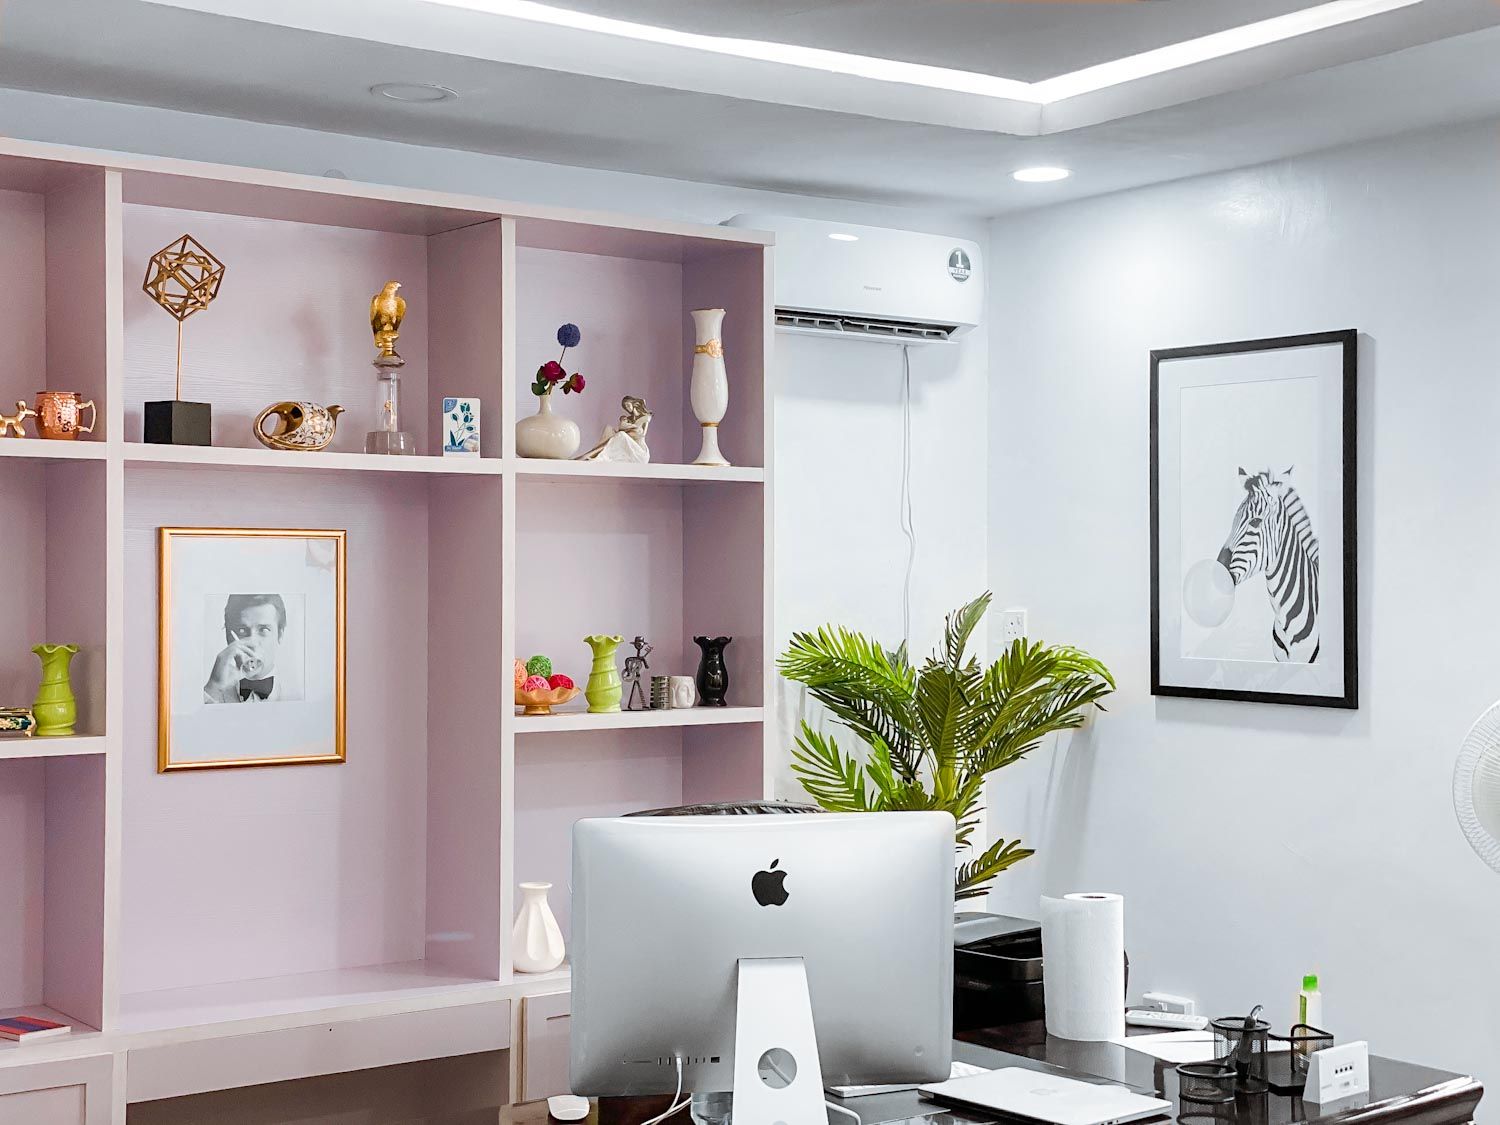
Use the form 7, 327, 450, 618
516, 323, 586, 459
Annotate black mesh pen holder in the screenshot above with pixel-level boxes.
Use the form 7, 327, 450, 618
1267, 1024, 1335, 1094
1177, 1062, 1238, 1106
1212, 1011, 1272, 1095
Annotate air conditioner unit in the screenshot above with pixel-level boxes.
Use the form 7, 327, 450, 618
723, 214, 982, 344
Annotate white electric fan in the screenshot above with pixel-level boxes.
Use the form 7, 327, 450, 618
1454, 702, 1500, 873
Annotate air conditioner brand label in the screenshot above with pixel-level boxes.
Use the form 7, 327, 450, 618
948, 248, 972, 282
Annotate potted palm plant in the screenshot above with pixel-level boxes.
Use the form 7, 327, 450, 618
779, 592, 1114, 900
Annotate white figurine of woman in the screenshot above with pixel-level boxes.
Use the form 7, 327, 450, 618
579, 396, 652, 462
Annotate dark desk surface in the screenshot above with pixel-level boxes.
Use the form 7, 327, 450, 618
503, 1031, 1481, 1125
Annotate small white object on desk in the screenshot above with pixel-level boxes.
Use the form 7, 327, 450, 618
547, 1094, 590, 1121
1125, 1008, 1209, 1031
1304, 1041, 1369, 1105
829, 1059, 989, 1098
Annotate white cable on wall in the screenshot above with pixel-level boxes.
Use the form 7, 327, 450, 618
900, 343, 912, 648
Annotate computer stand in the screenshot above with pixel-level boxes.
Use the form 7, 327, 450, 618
733, 957, 828, 1125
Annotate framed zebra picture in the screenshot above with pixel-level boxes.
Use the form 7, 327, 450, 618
1150, 330, 1357, 708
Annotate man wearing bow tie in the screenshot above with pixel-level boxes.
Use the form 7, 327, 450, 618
203, 594, 299, 704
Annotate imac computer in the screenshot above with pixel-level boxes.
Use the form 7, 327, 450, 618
570, 811, 954, 1124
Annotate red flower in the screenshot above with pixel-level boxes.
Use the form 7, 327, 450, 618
541, 360, 566, 383
565, 373, 586, 394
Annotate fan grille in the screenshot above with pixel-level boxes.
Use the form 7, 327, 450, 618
1453, 700, 1500, 873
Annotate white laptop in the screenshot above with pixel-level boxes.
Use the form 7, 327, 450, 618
920, 1067, 1173, 1125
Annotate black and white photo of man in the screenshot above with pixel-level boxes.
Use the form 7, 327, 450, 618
203, 593, 304, 704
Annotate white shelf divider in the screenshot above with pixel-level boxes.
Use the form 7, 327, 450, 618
514, 705, 764, 734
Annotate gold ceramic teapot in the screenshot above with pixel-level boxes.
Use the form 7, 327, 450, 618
254, 401, 344, 452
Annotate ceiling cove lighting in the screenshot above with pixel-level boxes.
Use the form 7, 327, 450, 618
370, 82, 459, 103
1012, 167, 1071, 184
417, 0, 1425, 104
828, 233, 860, 242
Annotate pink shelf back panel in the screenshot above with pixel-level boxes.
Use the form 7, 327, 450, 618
0, 187, 48, 424
120, 465, 434, 994
425, 475, 505, 980
515, 480, 687, 685
45, 171, 111, 439
42, 755, 107, 1029
683, 485, 767, 707
0, 462, 48, 708
43, 461, 109, 738
682, 724, 767, 809
0, 760, 46, 1011
0, 461, 108, 737
122, 204, 430, 452
515, 247, 687, 466
513, 731, 686, 942
426, 220, 505, 460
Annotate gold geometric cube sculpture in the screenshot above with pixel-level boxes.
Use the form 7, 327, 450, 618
143, 234, 226, 401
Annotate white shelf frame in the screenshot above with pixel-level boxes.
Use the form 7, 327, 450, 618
0, 135, 775, 1118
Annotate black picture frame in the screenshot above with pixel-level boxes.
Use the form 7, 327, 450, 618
1150, 330, 1358, 709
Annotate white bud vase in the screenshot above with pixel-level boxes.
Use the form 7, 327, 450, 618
513, 881, 566, 973
516, 392, 581, 459
690, 308, 730, 466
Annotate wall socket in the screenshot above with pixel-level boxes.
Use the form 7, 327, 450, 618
999, 607, 1028, 645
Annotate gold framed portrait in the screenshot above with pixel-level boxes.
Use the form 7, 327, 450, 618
158, 527, 347, 772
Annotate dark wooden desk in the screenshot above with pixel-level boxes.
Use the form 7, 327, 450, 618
501, 1034, 1481, 1125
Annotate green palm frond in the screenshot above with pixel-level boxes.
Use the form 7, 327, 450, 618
956, 837, 1036, 901
781, 592, 1114, 900
789, 724, 871, 812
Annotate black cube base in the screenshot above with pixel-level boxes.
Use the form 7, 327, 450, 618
144, 400, 212, 446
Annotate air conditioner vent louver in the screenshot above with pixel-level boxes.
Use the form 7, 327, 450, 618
776, 308, 956, 343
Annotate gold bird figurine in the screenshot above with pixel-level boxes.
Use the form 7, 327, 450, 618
370, 281, 406, 359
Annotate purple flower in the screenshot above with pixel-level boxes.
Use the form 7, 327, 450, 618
557, 323, 581, 349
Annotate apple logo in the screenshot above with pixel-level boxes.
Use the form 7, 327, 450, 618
751, 859, 789, 907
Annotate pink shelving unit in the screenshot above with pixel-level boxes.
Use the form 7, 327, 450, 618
0, 138, 772, 1116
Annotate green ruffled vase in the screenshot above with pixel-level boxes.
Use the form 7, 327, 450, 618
31, 643, 80, 737
584, 634, 624, 714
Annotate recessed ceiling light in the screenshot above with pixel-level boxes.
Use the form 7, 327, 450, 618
1012, 166, 1071, 183
370, 82, 459, 103
828, 233, 859, 242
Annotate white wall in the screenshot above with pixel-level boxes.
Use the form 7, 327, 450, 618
0, 88, 990, 798
987, 117, 1500, 1090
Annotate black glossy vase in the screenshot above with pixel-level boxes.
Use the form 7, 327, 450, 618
693, 635, 732, 707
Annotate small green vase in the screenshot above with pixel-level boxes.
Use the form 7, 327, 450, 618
584, 634, 624, 714
31, 643, 80, 737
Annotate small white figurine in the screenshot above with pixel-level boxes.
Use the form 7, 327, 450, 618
579, 395, 651, 463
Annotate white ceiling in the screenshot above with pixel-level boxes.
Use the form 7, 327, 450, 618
1, 0, 1499, 216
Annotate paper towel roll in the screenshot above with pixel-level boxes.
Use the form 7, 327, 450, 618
1041, 892, 1125, 1042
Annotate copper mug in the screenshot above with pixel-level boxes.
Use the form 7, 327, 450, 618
35, 391, 96, 440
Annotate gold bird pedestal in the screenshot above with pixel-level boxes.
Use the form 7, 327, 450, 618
366, 281, 415, 455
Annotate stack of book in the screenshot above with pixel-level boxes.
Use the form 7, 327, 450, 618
0, 1015, 71, 1043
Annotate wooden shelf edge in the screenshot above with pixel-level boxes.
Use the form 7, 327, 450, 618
515, 705, 765, 734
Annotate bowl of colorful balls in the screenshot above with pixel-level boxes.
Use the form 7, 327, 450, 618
514, 655, 579, 716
